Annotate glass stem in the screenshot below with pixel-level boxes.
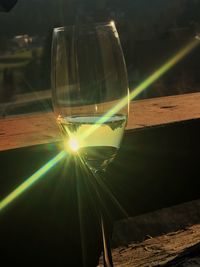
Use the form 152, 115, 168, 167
101, 214, 113, 267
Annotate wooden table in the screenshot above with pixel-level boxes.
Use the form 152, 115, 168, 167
1, 92, 200, 151
1, 92, 200, 266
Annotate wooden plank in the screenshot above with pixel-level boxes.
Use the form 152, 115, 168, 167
98, 224, 200, 266
98, 199, 200, 266
1, 112, 200, 266
0, 112, 61, 151
129, 92, 200, 128
112, 199, 200, 247
0, 92, 200, 151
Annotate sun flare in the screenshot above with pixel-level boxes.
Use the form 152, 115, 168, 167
0, 38, 200, 212
68, 138, 80, 152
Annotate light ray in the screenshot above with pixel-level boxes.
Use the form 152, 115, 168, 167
77, 154, 128, 218
0, 150, 66, 211
1, 37, 199, 213
80, 37, 200, 140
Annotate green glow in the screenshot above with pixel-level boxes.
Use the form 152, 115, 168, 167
0, 151, 66, 211
1, 38, 199, 213
80, 38, 200, 140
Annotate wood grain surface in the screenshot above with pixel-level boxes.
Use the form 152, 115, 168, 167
1, 92, 200, 151
98, 198, 200, 266
99, 224, 200, 266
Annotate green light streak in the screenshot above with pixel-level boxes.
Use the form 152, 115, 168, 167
1, 38, 199, 213
0, 150, 66, 211
80, 38, 200, 140
129, 38, 200, 101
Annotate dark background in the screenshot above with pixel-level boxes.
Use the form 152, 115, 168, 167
1, 0, 200, 112
1, 119, 200, 266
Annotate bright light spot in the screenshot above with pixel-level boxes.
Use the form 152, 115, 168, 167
110, 20, 119, 38
1, 37, 199, 213
69, 138, 79, 152
110, 20, 115, 28
196, 34, 200, 40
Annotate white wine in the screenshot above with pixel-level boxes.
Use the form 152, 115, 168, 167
58, 115, 126, 171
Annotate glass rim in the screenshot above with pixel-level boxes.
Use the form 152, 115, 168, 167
53, 21, 116, 32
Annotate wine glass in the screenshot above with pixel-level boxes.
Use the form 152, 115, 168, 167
51, 21, 129, 267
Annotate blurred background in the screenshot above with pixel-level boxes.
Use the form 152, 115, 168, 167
1, 0, 200, 116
